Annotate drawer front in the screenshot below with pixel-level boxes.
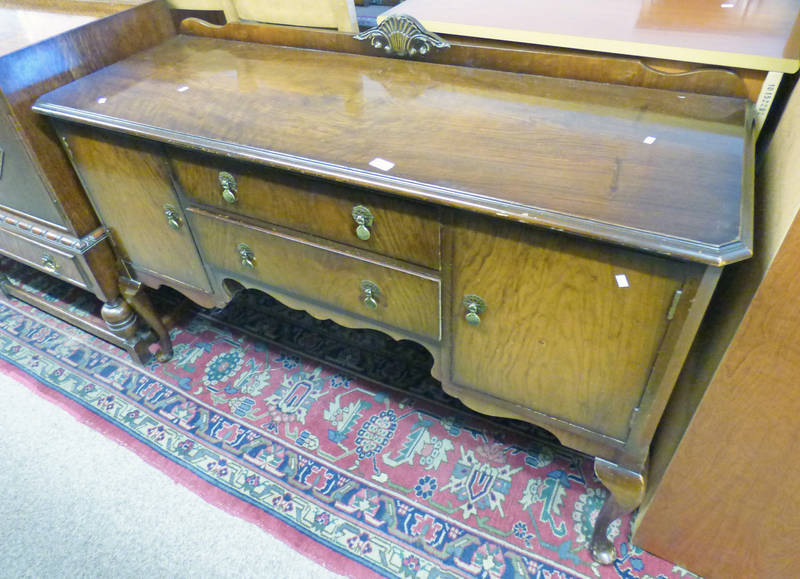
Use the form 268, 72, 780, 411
0, 107, 66, 229
451, 213, 696, 440
170, 151, 441, 270
0, 227, 87, 288
189, 210, 441, 340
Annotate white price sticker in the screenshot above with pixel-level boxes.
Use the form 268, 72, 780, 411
369, 157, 395, 172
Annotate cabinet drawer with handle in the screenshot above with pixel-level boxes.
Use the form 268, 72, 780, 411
188, 209, 441, 341
0, 226, 87, 288
169, 150, 441, 270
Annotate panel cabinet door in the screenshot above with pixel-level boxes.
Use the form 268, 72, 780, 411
0, 104, 66, 229
450, 213, 691, 440
60, 125, 211, 293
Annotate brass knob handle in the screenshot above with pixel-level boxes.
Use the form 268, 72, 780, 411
237, 243, 255, 269
352, 205, 374, 241
163, 205, 182, 230
41, 253, 59, 273
360, 280, 380, 309
219, 171, 237, 204
462, 294, 486, 326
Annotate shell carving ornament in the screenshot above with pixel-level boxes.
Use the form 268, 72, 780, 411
354, 14, 450, 58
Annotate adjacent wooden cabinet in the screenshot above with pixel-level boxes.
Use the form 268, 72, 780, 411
0, 0, 175, 361
33, 26, 753, 563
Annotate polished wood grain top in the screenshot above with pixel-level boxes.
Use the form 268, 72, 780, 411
34, 35, 752, 265
382, 0, 800, 73
0, 1, 141, 57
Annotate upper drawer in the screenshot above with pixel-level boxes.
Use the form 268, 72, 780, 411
168, 150, 441, 270
188, 209, 441, 341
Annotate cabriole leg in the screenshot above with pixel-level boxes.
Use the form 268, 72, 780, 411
590, 457, 646, 565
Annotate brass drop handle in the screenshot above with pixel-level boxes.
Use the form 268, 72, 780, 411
41, 253, 59, 273
163, 205, 182, 230
219, 171, 237, 204
462, 294, 486, 326
237, 243, 255, 269
360, 280, 380, 309
352, 205, 374, 241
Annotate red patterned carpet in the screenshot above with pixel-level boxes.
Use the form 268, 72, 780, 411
0, 259, 698, 579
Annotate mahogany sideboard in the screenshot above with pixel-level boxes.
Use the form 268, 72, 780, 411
0, 0, 175, 361
33, 20, 754, 562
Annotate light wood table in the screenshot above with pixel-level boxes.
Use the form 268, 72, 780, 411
381, 0, 800, 72
381, 0, 800, 131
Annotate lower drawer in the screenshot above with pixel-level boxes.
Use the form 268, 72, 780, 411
0, 226, 87, 288
188, 210, 441, 340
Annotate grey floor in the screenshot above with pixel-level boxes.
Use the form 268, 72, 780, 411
0, 372, 345, 579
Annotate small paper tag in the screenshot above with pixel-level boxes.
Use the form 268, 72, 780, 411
177, 86, 190, 92
615, 274, 630, 288
643, 136, 656, 145
369, 157, 395, 172
96, 97, 107, 104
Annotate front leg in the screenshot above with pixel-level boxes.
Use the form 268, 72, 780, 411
120, 277, 173, 362
100, 297, 154, 365
589, 457, 646, 565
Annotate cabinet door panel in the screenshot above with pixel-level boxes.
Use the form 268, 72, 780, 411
61, 126, 211, 293
451, 214, 687, 440
0, 107, 65, 228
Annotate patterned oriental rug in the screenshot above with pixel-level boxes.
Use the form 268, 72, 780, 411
0, 259, 698, 579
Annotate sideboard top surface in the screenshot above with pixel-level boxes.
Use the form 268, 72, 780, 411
34, 35, 752, 265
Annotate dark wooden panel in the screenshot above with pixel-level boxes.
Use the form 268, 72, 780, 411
450, 212, 688, 439
170, 149, 442, 269
188, 209, 441, 341
60, 125, 212, 293
33, 34, 751, 265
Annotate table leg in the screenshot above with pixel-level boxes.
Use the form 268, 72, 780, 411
589, 457, 646, 564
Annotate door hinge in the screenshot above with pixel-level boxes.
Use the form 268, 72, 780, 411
628, 406, 641, 431
666, 289, 683, 321
59, 136, 74, 162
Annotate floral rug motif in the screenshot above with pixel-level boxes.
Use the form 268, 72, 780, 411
0, 259, 699, 579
